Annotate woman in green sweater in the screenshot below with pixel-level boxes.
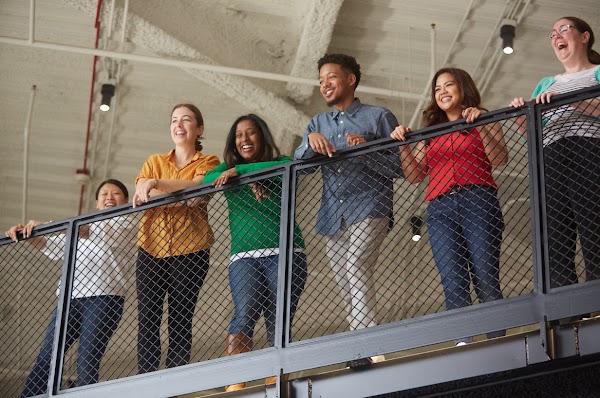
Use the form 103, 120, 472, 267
204, 114, 307, 391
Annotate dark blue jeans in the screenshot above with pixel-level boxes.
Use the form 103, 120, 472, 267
21, 295, 124, 397
228, 253, 307, 346
427, 185, 505, 340
136, 249, 210, 373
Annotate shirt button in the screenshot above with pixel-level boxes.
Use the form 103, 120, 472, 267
341, 112, 344, 115
340, 120, 344, 124
337, 168, 341, 173
337, 134, 341, 138
339, 199, 343, 203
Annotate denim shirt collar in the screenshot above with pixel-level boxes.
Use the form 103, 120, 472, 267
332, 98, 362, 119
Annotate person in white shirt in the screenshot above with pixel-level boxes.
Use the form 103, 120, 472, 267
5, 179, 136, 396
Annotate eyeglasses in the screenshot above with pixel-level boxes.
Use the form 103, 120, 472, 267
548, 24, 580, 39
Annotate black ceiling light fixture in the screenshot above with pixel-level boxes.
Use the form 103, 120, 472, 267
501, 19, 517, 55
100, 83, 116, 112
409, 215, 423, 242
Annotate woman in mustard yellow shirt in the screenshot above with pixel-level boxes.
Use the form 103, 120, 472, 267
132, 103, 220, 373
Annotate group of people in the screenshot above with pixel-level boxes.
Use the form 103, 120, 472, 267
5, 15, 599, 395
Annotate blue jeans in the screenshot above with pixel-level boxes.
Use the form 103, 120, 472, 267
427, 185, 505, 340
21, 295, 124, 397
228, 253, 307, 346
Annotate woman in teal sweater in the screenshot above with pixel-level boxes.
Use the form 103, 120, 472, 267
204, 114, 307, 391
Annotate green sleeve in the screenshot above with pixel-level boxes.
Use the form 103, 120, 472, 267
234, 156, 292, 175
203, 162, 228, 184
531, 77, 556, 98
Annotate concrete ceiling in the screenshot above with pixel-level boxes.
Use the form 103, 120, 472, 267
0, 0, 598, 228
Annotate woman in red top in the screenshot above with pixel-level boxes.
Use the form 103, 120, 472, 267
392, 68, 508, 345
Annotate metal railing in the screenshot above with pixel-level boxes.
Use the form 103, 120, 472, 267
1, 86, 599, 397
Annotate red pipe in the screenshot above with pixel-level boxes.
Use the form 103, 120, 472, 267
78, 0, 103, 214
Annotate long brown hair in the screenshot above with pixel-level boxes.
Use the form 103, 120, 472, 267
561, 16, 600, 64
223, 114, 281, 168
171, 103, 204, 151
422, 68, 484, 127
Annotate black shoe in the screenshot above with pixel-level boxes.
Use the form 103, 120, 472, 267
347, 357, 373, 370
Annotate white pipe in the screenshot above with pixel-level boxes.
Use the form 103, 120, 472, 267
120, 0, 129, 53
408, 0, 476, 128
85, 108, 103, 212
28, 0, 35, 44
408, 25, 412, 93
22, 85, 37, 223
103, 63, 121, 180
516, 0, 530, 23
430, 23, 436, 76
472, 0, 512, 79
0, 36, 423, 102
106, 0, 116, 45
480, 50, 503, 95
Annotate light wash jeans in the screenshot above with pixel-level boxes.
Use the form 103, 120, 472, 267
325, 217, 389, 330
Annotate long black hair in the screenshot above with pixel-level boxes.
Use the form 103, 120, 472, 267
223, 114, 281, 168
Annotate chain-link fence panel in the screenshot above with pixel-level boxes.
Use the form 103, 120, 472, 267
292, 114, 534, 343
539, 95, 600, 290
0, 227, 67, 398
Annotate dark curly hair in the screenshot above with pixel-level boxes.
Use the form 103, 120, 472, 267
317, 53, 361, 88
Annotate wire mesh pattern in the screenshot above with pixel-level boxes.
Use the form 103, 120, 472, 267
292, 115, 534, 342
0, 231, 64, 398
1, 89, 599, 397
540, 97, 600, 289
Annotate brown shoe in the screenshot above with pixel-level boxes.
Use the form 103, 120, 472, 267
265, 374, 289, 385
265, 376, 277, 385
225, 383, 245, 392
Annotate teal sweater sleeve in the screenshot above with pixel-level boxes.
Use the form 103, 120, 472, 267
532, 67, 600, 97
531, 67, 600, 128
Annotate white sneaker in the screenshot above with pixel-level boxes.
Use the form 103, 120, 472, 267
370, 355, 386, 363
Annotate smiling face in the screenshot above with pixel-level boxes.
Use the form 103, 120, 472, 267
434, 72, 463, 121
96, 183, 128, 210
551, 18, 589, 65
170, 106, 203, 148
319, 63, 356, 109
235, 119, 263, 162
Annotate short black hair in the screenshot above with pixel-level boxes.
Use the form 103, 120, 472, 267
95, 179, 129, 200
317, 53, 361, 88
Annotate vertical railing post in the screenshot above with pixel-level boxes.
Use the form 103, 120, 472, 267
48, 221, 78, 396
273, 165, 294, 396
526, 98, 552, 359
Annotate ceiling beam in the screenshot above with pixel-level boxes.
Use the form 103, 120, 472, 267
285, 0, 345, 105
60, 0, 310, 153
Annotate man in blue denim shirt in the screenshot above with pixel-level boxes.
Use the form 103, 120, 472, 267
294, 54, 402, 366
